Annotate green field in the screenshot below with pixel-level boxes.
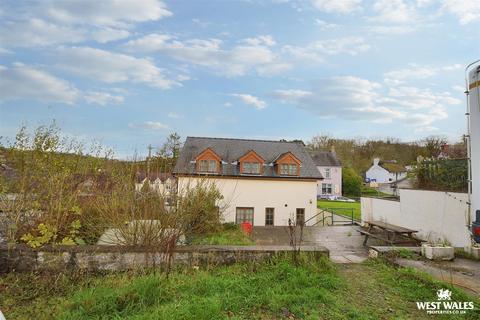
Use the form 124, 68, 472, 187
1, 256, 478, 319
317, 200, 361, 221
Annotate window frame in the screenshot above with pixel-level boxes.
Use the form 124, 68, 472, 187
198, 159, 217, 173
322, 183, 333, 194
324, 168, 331, 179
265, 207, 274, 226
243, 161, 261, 174
296, 208, 305, 226
236, 207, 254, 225
279, 163, 298, 176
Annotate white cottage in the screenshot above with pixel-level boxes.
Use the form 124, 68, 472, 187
365, 158, 407, 184
173, 137, 323, 226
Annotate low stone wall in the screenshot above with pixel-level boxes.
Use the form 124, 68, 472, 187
0, 244, 329, 273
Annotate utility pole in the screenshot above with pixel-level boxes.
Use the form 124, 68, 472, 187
147, 144, 153, 177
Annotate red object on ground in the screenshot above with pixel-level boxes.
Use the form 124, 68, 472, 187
473, 226, 480, 236
241, 222, 253, 235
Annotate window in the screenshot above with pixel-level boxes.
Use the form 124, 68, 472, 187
243, 162, 261, 174
322, 183, 332, 194
324, 168, 331, 179
198, 159, 217, 173
296, 208, 305, 226
236, 207, 254, 225
280, 163, 298, 175
265, 208, 274, 226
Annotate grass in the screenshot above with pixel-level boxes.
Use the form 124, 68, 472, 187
189, 224, 254, 245
1, 256, 479, 320
360, 185, 392, 198
317, 200, 361, 221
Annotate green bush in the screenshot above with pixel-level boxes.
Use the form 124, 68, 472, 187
342, 167, 362, 197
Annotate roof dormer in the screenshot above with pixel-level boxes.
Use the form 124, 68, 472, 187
195, 147, 222, 174
238, 150, 265, 175
274, 152, 301, 176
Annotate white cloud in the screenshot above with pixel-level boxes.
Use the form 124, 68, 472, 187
224, 102, 232, 107
311, 0, 362, 14
124, 34, 290, 77
315, 19, 339, 29
271, 75, 457, 128
0, 63, 127, 106
43, 0, 172, 27
56, 47, 179, 89
0, 18, 85, 47
84, 91, 124, 106
271, 89, 313, 102
91, 28, 130, 43
128, 121, 169, 130
283, 37, 370, 63
241, 35, 276, 46
0, 1, 171, 47
0, 63, 79, 104
442, 0, 480, 25
167, 112, 183, 119
384, 64, 463, 84
230, 94, 266, 109
365, 25, 415, 34
371, 0, 417, 23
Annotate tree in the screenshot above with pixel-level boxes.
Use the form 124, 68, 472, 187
159, 132, 182, 160
422, 136, 448, 158
342, 167, 362, 197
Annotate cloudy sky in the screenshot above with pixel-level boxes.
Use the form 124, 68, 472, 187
0, 0, 479, 157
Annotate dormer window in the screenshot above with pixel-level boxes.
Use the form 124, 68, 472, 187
275, 152, 301, 176
243, 162, 261, 174
280, 164, 298, 175
238, 150, 265, 175
199, 159, 217, 173
195, 147, 221, 174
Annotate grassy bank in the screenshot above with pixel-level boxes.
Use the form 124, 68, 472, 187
1, 256, 479, 319
317, 200, 361, 221
189, 224, 254, 245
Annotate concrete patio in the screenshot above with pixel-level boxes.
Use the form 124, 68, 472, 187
253, 225, 368, 263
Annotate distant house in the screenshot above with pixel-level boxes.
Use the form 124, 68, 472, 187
366, 158, 407, 183
173, 137, 322, 226
135, 172, 176, 196
311, 150, 342, 197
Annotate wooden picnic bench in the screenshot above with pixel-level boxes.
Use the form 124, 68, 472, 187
359, 220, 421, 246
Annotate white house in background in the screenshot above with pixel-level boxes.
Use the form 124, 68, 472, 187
311, 149, 342, 197
135, 172, 176, 195
365, 158, 407, 183
173, 137, 322, 226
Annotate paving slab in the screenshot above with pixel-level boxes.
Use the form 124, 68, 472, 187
253, 225, 368, 264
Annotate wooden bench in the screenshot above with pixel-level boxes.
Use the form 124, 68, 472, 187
359, 221, 421, 246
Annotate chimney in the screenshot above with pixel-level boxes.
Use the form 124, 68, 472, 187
373, 158, 380, 166
330, 145, 335, 153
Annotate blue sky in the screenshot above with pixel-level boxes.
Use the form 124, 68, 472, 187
0, 0, 479, 157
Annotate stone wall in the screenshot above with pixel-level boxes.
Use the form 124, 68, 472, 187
0, 244, 329, 273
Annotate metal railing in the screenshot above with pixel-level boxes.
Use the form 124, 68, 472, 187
305, 208, 356, 226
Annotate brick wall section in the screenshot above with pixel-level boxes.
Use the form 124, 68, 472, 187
0, 245, 329, 273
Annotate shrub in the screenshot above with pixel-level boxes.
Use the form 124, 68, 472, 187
342, 167, 362, 197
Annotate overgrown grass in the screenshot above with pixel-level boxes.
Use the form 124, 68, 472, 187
189, 224, 254, 245
317, 200, 361, 221
1, 257, 479, 319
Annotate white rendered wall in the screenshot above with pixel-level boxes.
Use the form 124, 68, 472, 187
361, 189, 470, 247
366, 165, 406, 183
178, 177, 318, 226
469, 66, 480, 223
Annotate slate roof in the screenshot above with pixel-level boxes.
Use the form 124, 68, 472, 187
173, 137, 323, 180
311, 151, 342, 167
379, 161, 407, 173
